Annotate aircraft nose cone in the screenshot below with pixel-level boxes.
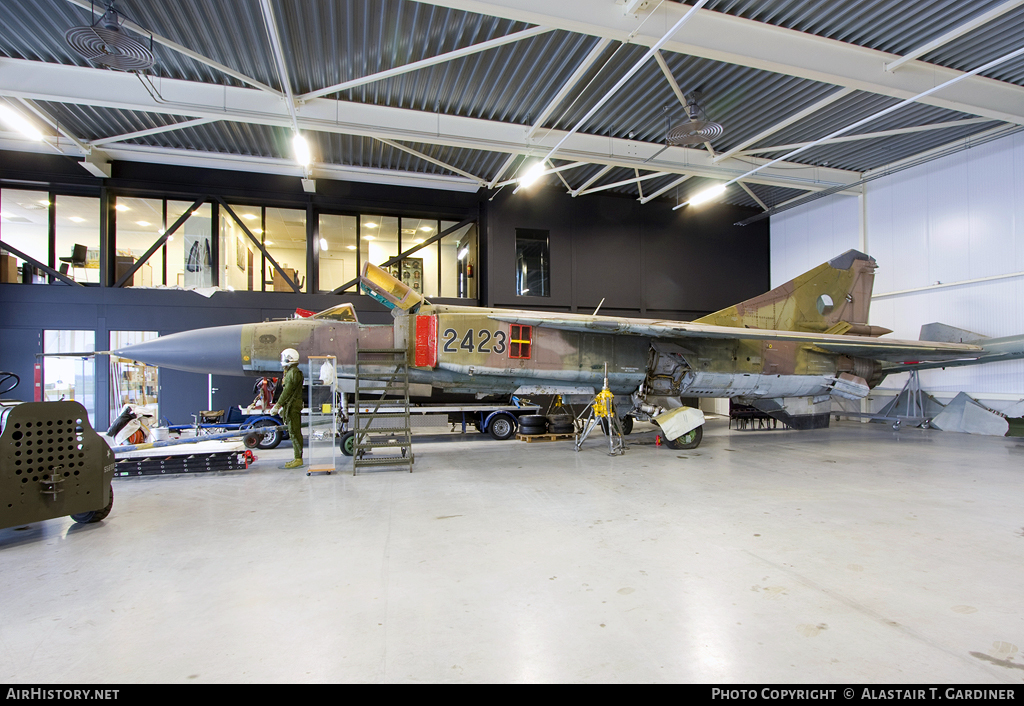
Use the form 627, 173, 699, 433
112, 324, 245, 376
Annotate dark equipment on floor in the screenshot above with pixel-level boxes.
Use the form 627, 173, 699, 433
1, 397, 115, 529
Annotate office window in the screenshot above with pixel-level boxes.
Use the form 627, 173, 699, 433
115, 196, 162, 286
167, 201, 213, 289
264, 207, 306, 292
515, 228, 549, 297
56, 195, 101, 284
0, 188, 49, 283
319, 214, 357, 292
109, 331, 159, 425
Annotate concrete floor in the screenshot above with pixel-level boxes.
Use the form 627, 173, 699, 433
3, 418, 1024, 684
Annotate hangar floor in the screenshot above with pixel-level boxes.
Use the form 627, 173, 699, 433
2, 418, 1023, 684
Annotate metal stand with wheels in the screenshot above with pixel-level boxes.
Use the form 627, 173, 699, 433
306, 356, 338, 475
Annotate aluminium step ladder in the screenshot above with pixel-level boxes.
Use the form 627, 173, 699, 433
352, 346, 414, 474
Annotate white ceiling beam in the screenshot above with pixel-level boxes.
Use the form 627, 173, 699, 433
375, 138, 488, 184
13, 97, 90, 156
0, 139, 481, 192
526, 37, 613, 140
719, 44, 1024, 193
738, 181, 768, 211
639, 174, 691, 204
259, 0, 298, 133
712, 87, 856, 163
300, 26, 554, 102
64, 0, 282, 98
885, 0, 1024, 72
495, 160, 588, 188
89, 118, 220, 147
537, 0, 708, 165
736, 117, 997, 156
654, 50, 687, 108
0, 59, 861, 194
415, 0, 1024, 126
570, 164, 614, 197
577, 170, 670, 196
487, 153, 519, 188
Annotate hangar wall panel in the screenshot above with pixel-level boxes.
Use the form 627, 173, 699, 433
769, 193, 861, 287
773, 131, 1024, 400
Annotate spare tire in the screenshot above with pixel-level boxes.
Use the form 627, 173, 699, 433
519, 414, 547, 428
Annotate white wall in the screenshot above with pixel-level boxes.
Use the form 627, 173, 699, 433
771, 130, 1024, 401
770, 192, 861, 286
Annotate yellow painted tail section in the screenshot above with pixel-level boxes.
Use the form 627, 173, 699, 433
694, 250, 889, 335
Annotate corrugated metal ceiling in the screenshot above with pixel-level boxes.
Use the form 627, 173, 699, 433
0, 0, 1021, 212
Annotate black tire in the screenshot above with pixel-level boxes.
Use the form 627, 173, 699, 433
519, 414, 547, 428
549, 424, 575, 434
489, 414, 517, 441
339, 430, 356, 456
248, 419, 283, 449
621, 415, 634, 435
664, 425, 703, 450
242, 432, 261, 449
71, 483, 113, 524
519, 424, 547, 436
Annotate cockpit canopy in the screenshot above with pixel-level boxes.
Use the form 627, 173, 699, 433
312, 303, 359, 322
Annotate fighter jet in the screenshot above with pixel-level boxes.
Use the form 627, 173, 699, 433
112, 251, 1024, 449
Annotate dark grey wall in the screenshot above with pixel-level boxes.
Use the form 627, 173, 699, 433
1, 153, 769, 426
485, 185, 769, 318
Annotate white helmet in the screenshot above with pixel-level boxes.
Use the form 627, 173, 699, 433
280, 348, 300, 367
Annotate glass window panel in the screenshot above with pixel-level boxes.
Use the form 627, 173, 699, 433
515, 228, 550, 297
109, 331, 159, 425
43, 330, 96, 426
0, 188, 49, 283
318, 214, 357, 292
167, 201, 212, 289
56, 195, 101, 284
440, 221, 476, 299
361, 215, 398, 274
265, 207, 306, 292
402, 217, 438, 298
115, 196, 163, 287
220, 204, 261, 292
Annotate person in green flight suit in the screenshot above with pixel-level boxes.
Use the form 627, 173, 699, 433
270, 348, 304, 469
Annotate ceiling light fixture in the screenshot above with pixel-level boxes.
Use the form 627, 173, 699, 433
346, 245, 357, 251
319, 237, 328, 251
364, 222, 378, 228
458, 247, 470, 260
292, 132, 311, 166
69, 216, 85, 223
242, 213, 257, 220
0, 104, 43, 141
674, 184, 726, 210
362, 235, 376, 241
517, 162, 545, 188
115, 204, 129, 212
136, 220, 150, 226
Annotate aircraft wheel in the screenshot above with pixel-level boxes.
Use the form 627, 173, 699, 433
621, 415, 634, 435
339, 431, 356, 456
250, 419, 283, 449
242, 432, 261, 449
664, 425, 703, 450
489, 413, 517, 441
71, 484, 113, 524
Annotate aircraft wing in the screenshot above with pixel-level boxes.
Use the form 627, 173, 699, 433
487, 313, 992, 365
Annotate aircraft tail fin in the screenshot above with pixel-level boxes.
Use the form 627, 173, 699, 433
694, 250, 891, 335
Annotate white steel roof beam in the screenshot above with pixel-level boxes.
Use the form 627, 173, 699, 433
570, 164, 614, 197
415, 0, 1024, 126
638, 174, 691, 204
577, 170, 670, 196
90, 118, 221, 147
375, 138, 488, 185
738, 181, 768, 211
736, 117, 997, 156
885, 0, 1024, 72
300, 26, 554, 102
526, 37, 613, 140
0, 59, 860, 194
712, 87, 855, 163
